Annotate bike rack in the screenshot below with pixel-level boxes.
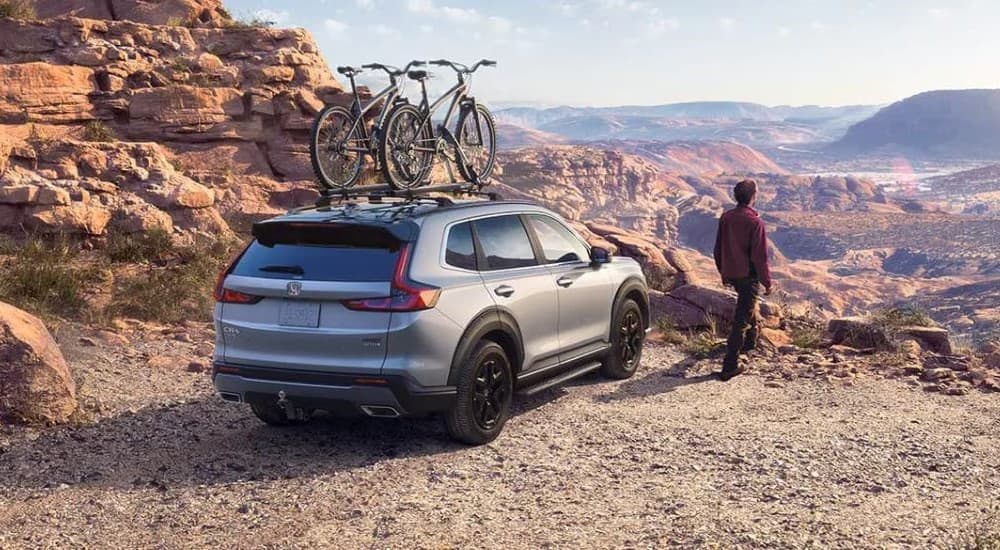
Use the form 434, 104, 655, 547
313, 182, 501, 208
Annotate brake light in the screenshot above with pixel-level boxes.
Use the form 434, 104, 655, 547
213, 241, 260, 304
344, 243, 441, 312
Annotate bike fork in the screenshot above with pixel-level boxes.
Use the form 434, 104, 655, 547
438, 126, 480, 185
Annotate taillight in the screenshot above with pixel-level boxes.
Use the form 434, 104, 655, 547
344, 243, 441, 312
214, 241, 260, 304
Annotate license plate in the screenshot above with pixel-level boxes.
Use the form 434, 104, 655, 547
278, 301, 321, 328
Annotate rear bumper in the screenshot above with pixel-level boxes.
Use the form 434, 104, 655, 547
212, 362, 456, 417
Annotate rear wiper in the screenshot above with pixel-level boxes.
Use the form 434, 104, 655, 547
258, 264, 305, 275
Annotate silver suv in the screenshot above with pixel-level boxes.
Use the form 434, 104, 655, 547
212, 198, 649, 445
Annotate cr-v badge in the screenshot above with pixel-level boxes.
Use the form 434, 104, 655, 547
287, 281, 302, 297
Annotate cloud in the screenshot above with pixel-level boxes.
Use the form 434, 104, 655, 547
356, 0, 374, 9
555, 2, 577, 16
419, 24, 434, 33
324, 18, 348, 34
488, 15, 513, 33
368, 23, 399, 38
253, 9, 288, 24
777, 26, 791, 37
645, 16, 680, 36
809, 20, 829, 32
926, 7, 951, 18
719, 17, 735, 30
406, 0, 480, 22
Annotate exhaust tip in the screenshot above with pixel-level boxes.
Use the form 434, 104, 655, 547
219, 392, 242, 403
361, 405, 400, 418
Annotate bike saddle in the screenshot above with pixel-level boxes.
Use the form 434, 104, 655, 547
337, 66, 361, 76
407, 70, 430, 81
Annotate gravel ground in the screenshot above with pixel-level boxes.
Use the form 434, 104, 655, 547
1, 329, 998, 549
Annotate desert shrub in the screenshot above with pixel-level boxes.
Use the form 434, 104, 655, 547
871, 305, 935, 329
223, 13, 275, 28
0, 0, 36, 20
0, 235, 96, 317
104, 237, 237, 323
790, 322, 824, 349
654, 315, 686, 345
681, 329, 723, 358
81, 120, 116, 143
104, 229, 174, 263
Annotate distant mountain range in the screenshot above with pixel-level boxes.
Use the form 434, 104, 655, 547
496, 101, 882, 147
833, 89, 1000, 159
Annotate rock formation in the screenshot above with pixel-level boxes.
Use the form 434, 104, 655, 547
0, 7, 343, 237
0, 300, 77, 424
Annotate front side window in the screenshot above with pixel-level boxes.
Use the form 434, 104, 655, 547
526, 215, 590, 264
473, 215, 538, 270
445, 222, 477, 270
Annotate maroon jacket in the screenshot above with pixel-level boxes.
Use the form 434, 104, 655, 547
713, 205, 772, 289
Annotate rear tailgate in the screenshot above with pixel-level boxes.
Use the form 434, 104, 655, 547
218, 222, 406, 374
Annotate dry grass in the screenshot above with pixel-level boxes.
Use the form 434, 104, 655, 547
103, 236, 237, 323
0, 235, 98, 317
0, 231, 238, 324
653, 315, 687, 345
948, 503, 1000, 550
81, 120, 116, 143
0, 0, 35, 19
872, 305, 935, 329
104, 229, 174, 263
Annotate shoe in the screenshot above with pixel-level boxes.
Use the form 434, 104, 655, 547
719, 364, 746, 382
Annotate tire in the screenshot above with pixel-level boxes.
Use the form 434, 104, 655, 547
444, 340, 514, 445
378, 103, 435, 190
310, 105, 364, 190
601, 298, 645, 379
249, 399, 311, 427
455, 103, 497, 184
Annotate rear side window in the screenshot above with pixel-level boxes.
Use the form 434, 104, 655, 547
233, 223, 401, 282
474, 215, 538, 270
445, 222, 477, 270
526, 214, 590, 264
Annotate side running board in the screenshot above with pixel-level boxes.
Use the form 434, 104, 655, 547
517, 361, 601, 397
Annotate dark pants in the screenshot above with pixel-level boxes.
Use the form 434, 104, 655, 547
723, 277, 759, 372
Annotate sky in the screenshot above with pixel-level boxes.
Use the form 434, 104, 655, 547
225, 0, 1000, 108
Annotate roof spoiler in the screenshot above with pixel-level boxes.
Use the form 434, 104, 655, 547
251, 220, 408, 248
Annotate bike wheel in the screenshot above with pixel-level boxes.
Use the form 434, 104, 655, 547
379, 104, 435, 190
456, 103, 497, 184
310, 105, 364, 190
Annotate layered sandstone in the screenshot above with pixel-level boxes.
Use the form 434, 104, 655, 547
0, 8, 344, 236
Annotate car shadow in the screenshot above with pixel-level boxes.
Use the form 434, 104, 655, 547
0, 397, 464, 492
595, 356, 718, 403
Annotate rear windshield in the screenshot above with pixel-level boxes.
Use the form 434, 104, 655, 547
234, 223, 402, 282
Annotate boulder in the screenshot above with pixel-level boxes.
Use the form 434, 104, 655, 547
827, 317, 892, 350
25, 203, 113, 235
0, 301, 77, 424
669, 284, 781, 328
897, 326, 952, 355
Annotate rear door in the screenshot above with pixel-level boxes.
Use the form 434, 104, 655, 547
524, 214, 614, 359
472, 214, 562, 372
218, 223, 402, 373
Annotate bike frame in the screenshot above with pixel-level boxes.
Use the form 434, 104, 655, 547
342, 74, 407, 155
412, 75, 484, 153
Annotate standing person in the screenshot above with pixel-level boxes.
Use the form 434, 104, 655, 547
713, 179, 773, 381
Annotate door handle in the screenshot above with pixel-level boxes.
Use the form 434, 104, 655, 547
556, 276, 574, 287
494, 285, 515, 297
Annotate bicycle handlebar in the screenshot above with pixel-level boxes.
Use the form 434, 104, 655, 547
430, 59, 497, 74
361, 60, 426, 76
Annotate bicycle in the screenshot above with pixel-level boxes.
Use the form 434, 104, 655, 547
309, 60, 425, 190
378, 59, 498, 190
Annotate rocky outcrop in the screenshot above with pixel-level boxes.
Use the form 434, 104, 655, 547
35, 0, 229, 27
0, 6, 346, 238
651, 283, 782, 331
0, 301, 77, 424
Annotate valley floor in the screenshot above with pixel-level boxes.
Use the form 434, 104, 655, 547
0, 328, 998, 549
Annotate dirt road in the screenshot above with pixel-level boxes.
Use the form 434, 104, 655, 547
1, 336, 998, 549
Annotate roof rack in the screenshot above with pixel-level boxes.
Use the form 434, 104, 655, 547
313, 182, 502, 208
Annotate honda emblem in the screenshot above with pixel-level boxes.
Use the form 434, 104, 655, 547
286, 281, 302, 297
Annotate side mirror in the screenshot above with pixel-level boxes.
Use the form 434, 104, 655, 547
590, 246, 611, 266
